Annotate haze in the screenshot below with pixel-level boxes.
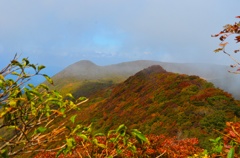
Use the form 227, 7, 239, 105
0, 0, 239, 76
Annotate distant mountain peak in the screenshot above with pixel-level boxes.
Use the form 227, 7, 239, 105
75, 60, 97, 67
136, 65, 167, 75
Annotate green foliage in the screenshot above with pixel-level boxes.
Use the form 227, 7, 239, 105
0, 55, 86, 157
200, 111, 226, 132
209, 137, 223, 154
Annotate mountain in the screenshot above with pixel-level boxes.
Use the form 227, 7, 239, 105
75, 65, 240, 148
48, 60, 240, 99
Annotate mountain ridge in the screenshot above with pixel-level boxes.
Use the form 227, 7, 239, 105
47, 60, 240, 99
75, 65, 240, 148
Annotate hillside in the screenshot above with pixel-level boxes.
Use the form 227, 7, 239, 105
48, 60, 240, 99
76, 65, 240, 148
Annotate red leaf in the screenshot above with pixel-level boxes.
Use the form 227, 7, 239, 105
229, 130, 236, 137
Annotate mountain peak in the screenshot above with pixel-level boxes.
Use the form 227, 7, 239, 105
139, 65, 167, 74
135, 65, 167, 77
75, 60, 97, 67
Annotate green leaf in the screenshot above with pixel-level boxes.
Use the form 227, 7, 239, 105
43, 74, 53, 85
128, 144, 137, 153
116, 149, 122, 155
116, 124, 127, 135
0, 149, 9, 158
66, 138, 76, 151
0, 80, 3, 88
77, 97, 87, 102
28, 90, 40, 96
28, 84, 35, 89
38, 84, 49, 90
77, 133, 88, 141
227, 148, 234, 158
66, 93, 74, 99
107, 130, 116, 137
29, 64, 37, 70
11, 60, 21, 66
97, 143, 107, 149
131, 129, 149, 144
37, 65, 46, 72
92, 138, 99, 145
70, 115, 77, 123
94, 133, 105, 137
8, 100, 16, 107
56, 148, 64, 157
7, 126, 19, 130
71, 124, 82, 135
22, 58, 29, 66
34, 126, 47, 134
11, 71, 19, 76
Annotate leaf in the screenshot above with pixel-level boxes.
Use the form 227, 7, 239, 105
77, 97, 87, 102
34, 126, 47, 134
8, 100, 16, 107
66, 138, 76, 151
94, 133, 105, 137
29, 64, 36, 70
66, 93, 74, 99
229, 131, 236, 137
107, 130, 116, 137
219, 42, 228, 47
97, 143, 107, 149
0, 79, 3, 87
0, 149, 9, 158
28, 90, 40, 96
11, 60, 20, 66
37, 65, 46, 72
70, 115, 77, 123
11, 71, 19, 76
116, 124, 127, 134
71, 124, 82, 135
28, 84, 35, 89
38, 84, 49, 90
43, 74, 53, 85
214, 48, 223, 53
77, 133, 88, 141
131, 129, 148, 144
92, 138, 99, 145
56, 148, 64, 157
22, 58, 29, 66
227, 147, 234, 158
128, 144, 137, 153
7, 126, 20, 130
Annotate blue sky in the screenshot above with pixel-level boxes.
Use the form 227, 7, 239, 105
0, 0, 240, 76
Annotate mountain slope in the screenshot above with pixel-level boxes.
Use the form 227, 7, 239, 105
76, 65, 240, 148
48, 60, 240, 99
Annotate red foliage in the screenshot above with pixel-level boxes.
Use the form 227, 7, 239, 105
190, 88, 217, 101
34, 134, 202, 158
178, 81, 191, 88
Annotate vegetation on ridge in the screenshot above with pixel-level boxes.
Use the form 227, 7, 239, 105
75, 65, 240, 150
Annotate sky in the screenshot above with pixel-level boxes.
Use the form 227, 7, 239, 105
0, 0, 240, 76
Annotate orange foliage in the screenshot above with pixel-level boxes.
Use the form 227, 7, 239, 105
34, 134, 202, 158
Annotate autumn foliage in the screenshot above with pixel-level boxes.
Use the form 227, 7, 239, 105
34, 134, 202, 158
212, 16, 240, 73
